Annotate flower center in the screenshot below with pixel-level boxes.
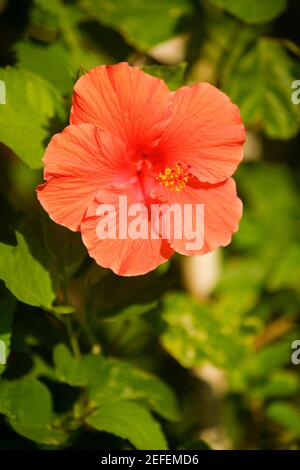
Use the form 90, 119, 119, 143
156, 163, 192, 192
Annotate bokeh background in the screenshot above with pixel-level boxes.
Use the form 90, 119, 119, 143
0, 0, 300, 450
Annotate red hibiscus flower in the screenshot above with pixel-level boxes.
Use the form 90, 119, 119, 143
37, 62, 245, 276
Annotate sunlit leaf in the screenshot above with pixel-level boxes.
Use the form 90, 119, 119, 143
223, 38, 300, 139
210, 0, 287, 24
15, 40, 73, 94
86, 400, 168, 450
53, 343, 103, 386
0, 232, 56, 308
89, 358, 180, 421
0, 67, 66, 168
81, 0, 192, 50
160, 292, 246, 369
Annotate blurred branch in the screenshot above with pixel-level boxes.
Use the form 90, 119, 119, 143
254, 317, 295, 350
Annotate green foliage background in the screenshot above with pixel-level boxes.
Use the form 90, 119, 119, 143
0, 0, 300, 450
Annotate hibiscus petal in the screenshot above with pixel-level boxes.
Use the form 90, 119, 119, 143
37, 124, 129, 231
154, 83, 245, 183
37, 176, 101, 232
151, 177, 242, 255
81, 197, 174, 276
70, 62, 172, 150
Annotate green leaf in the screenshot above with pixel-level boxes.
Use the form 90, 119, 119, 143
82, 0, 192, 50
223, 38, 300, 139
210, 0, 287, 24
0, 378, 66, 444
268, 243, 300, 293
0, 67, 66, 168
0, 232, 56, 308
143, 64, 187, 90
15, 40, 73, 94
89, 359, 180, 421
86, 400, 168, 450
228, 334, 299, 394
100, 301, 158, 323
31, 0, 110, 70
235, 163, 299, 252
267, 402, 300, 436
0, 287, 16, 375
251, 340, 293, 378
53, 343, 103, 386
28, 355, 57, 381
254, 371, 300, 399
233, 162, 300, 297
51, 305, 76, 315
160, 292, 246, 369
215, 258, 266, 317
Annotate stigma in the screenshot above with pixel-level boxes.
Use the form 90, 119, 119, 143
156, 163, 192, 192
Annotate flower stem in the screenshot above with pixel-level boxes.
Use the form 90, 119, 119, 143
65, 315, 81, 359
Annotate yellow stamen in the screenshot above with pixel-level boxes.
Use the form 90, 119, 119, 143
156, 163, 192, 192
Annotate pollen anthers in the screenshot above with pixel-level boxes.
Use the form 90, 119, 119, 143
156, 163, 192, 192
